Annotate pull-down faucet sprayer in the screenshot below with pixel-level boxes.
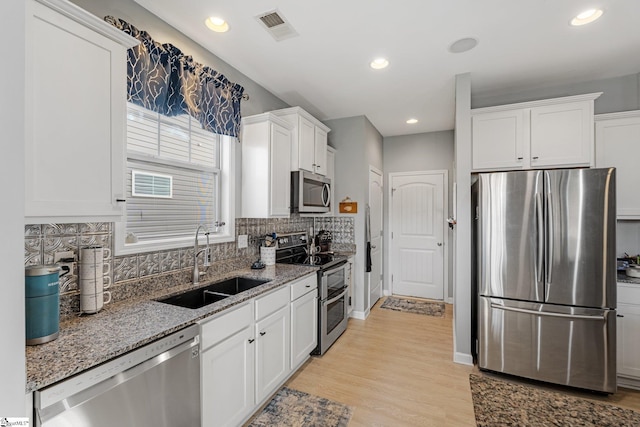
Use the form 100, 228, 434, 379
193, 224, 211, 285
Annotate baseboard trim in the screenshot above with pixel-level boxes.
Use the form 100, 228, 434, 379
454, 352, 473, 366
618, 376, 640, 391
350, 310, 368, 320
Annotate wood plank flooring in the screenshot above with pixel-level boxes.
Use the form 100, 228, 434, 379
285, 297, 640, 426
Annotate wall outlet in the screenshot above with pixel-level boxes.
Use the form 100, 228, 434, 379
54, 251, 75, 262
238, 234, 248, 249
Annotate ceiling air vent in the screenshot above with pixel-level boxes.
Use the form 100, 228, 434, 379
256, 10, 298, 42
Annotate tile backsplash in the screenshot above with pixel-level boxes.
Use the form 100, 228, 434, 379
24, 215, 355, 304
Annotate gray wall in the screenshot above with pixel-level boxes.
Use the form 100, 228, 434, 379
1, 0, 26, 414
325, 116, 383, 316
472, 73, 640, 114
383, 131, 455, 299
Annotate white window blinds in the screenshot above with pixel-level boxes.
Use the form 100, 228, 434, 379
125, 103, 220, 243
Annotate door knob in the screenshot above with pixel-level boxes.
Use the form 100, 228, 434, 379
437, 242, 443, 246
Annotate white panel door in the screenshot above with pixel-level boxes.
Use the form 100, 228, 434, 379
390, 173, 445, 300
369, 167, 383, 308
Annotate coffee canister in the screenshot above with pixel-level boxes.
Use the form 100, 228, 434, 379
25, 265, 61, 345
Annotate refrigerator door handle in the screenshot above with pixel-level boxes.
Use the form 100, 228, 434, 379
545, 191, 554, 285
535, 193, 544, 284
490, 303, 606, 321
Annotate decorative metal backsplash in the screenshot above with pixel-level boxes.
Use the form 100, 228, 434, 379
24, 216, 355, 296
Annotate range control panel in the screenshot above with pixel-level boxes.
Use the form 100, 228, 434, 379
276, 232, 307, 249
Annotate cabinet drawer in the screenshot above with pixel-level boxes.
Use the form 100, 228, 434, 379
200, 303, 252, 349
290, 274, 317, 301
618, 283, 640, 304
255, 286, 289, 321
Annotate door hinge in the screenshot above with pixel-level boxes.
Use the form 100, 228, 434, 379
380, 273, 383, 281
391, 232, 394, 239
391, 274, 394, 283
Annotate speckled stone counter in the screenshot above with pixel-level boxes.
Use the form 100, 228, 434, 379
618, 272, 640, 285
26, 263, 318, 393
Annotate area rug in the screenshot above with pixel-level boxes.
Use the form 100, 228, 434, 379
470, 373, 640, 427
380, 296, 445, 317
248, 387, 353, 427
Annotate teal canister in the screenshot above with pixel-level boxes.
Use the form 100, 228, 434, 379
25, 265, 61, 345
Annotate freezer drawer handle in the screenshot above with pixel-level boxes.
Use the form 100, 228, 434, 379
490, 303, 606, 321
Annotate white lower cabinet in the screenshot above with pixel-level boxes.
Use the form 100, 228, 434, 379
617, 283, 640, 389
200, 273, 316, 426
255, 305, 290, 403
290, 274, 318, 369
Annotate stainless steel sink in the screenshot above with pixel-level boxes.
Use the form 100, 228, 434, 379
157, 277, 269, 309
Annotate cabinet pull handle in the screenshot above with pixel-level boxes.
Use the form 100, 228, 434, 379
617, 314, 625, 318
305, 285, 311, 288
532, 156, 539, 160
116, 199, 126, 203
517, 157, 523, 160
248, 338, 255, 343
260, 331, 266, 336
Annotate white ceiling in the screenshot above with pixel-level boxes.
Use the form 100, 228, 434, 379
132, 0, 640, 137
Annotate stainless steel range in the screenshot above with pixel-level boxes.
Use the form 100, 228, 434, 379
275, 232, 348, 355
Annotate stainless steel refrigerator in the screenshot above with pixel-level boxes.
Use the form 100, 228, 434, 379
474, 167, 617, 393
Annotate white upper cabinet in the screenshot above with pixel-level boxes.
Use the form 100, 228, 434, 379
595, 111, 640, 219
272, 107, 331, 176
241, 113, 293, 218
24, 0, 138, 223
471, 93, 601, 172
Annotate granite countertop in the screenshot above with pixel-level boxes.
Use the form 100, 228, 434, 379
618, 272, 640, 285
26, 263, 318, 393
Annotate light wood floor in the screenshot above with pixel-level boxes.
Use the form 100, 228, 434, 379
285, 297, 640, 426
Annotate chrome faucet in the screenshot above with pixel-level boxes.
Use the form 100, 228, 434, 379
193, 224, 211, 285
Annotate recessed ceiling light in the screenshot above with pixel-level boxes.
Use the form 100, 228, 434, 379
205, 16, 229, 32
448, 37, 478, 54
370, 58, 389, 70
570, 9, 603, 26
406, 118, 418, 124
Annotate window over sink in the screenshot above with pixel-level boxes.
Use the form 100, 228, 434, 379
114, 102, 235, 255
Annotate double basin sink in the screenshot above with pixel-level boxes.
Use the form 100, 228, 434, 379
158, 277, 269, 309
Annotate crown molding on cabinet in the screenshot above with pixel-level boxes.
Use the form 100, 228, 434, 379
594, 110, 640, 121
471, 92, 603, 115
34, 0, 139, 48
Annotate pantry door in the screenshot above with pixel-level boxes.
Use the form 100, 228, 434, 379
390, 171, 446, 300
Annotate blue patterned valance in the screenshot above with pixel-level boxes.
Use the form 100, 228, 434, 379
105, 16, 244, 138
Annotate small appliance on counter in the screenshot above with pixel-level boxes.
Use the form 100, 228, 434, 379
627, 266, 640, 278
25, 265, 63, 345
315, 230, 333, 253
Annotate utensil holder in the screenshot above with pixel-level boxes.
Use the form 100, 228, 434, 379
260, 246, 276, 266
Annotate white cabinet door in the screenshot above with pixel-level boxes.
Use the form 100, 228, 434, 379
291, 290, 317, 369
530, 101, 592, 168
314, 127, 328, 176
201, 326, 255, 427
255, 306, 290, 404
298, 116, 316, 173
472, 109, 526, 171
595, 112, 640, 219
270, 122, 292, 216
241, 113, 292, 218
25, 0, 135, 223
618, 302, 640, 380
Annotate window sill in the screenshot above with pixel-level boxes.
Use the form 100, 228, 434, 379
114, 230, 235, 256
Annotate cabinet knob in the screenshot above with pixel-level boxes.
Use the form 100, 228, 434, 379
259, 331, 266, 336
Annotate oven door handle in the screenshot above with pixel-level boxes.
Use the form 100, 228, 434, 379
324, 288, 348, 306
322, 260, 347, 276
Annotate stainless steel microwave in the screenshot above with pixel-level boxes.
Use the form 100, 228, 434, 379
291, 170, 331, 213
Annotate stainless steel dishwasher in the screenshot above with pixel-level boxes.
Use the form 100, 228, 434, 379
35, 324, 201, 427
